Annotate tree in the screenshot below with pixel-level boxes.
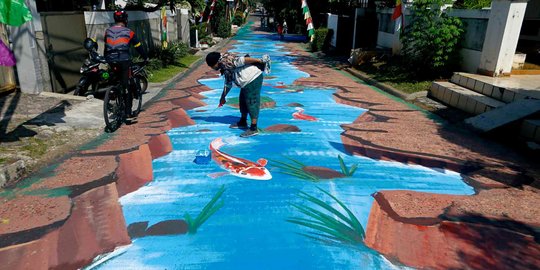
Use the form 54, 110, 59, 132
400, 0, 463, 78
183, 0, 206, 16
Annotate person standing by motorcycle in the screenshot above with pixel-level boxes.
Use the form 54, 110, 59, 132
104, 10, 148, 118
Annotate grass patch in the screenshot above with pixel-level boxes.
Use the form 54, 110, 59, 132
354, 61, 433, 94
148, 55, 200, 83
184, 185, 225, 234
287, 187, 365, 245
21, 137, 48, 159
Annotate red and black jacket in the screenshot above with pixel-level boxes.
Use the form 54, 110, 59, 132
104, 25, 146, 62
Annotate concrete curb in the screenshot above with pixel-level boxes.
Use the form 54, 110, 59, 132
0, 160, 26, 188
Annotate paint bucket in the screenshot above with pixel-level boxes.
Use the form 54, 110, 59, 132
194, 149, 211, 165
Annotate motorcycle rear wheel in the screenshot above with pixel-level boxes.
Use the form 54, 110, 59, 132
137, 75, 148, 94
130, 78, 143, 117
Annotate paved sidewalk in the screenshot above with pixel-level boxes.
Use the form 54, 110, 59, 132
0, 75, 178, 188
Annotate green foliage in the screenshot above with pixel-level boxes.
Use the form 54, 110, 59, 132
209, 0, 229, 35
147, 54, 199, 82
191, 22, 209, 38
337, 155, 358, 177
199, 36, 215, 46
21, 138, 47, 158
310, 28, 333, 52
145, 58, 163, 71
184, 0, 206, 15
353, 56, 434, 93
400, 0, 463, 79
184, 185, 225, 234
150, 41, 189, 67
232, 15, 244, 26
232, 10, 245, 26
287, 187, 365, 245
453, 0, 492, 9
216, 15, 232, 38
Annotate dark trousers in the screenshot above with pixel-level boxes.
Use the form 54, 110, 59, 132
239, 74, 263, 120
110, 61, 133, 115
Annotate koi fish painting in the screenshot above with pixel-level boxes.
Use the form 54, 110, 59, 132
209, 138, 272, 180
292, 107, 317, 121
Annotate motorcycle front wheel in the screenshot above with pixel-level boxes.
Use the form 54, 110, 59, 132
74, 82, 98, 96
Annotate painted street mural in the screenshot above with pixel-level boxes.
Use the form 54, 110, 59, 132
85, 27, 474, 269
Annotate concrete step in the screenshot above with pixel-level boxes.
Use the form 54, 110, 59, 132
429, 81, 506, 115
464, 99, 540, 133
520, 119, 540, 143
450, 72, 538, 104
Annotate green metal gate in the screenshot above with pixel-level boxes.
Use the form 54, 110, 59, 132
41, 12, 87, 93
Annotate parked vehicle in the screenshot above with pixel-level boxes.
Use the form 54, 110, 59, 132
74, 38, 109, 96
75, 38, 148, 96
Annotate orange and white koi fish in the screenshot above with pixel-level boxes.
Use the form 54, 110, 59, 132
292, 107, 317, 121
209, 138, 272, 180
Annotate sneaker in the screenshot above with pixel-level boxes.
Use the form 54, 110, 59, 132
240, 129, 259, 138
229, 122, 248, 129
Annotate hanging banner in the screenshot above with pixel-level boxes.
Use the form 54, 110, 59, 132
0, 0, 32, 26
300, 0, 314, 42
207, 0, 217, 23
0, 39, 15, 66
161, 6, 168, 48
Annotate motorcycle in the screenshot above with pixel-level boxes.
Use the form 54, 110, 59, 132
75, 38, 149, 96
74, 49, 110, 96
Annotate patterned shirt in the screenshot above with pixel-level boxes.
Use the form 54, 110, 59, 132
218, 53, 262, 89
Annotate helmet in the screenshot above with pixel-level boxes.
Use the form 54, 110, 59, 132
83, 37, 98, 51
113, 10, 128, 23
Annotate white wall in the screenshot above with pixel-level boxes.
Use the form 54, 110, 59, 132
447, 9, 490, 73
10, 0, 51, 94
375, 8, 405, 54
84, 9, 180, 55
460, 49, 483, 73
374, 1, 528, 76
377, 31, 394, 50
327, 14, 338, 47
479, 0, 528, 76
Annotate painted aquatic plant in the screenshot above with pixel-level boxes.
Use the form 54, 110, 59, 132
338, 155, 358, 177
184, 185, 225, 234
271, 156, 357, 181
270, 157, 319, 181
287, 187, 365, 245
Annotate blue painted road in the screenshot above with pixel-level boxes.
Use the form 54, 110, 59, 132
87, 25, 474, 270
